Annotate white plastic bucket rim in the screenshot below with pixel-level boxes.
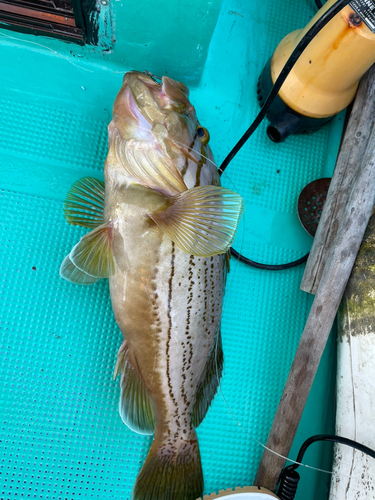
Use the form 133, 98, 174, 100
209, 495, 277, 499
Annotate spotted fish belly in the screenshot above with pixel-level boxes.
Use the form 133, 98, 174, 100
110, 233, 225, 433
149, 240, 224, 434
109, 216, 225, 499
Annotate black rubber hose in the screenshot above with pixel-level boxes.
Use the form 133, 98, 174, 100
293, 434, 375, 466
230, 248, 309, 271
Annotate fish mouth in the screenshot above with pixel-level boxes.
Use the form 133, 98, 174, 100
112, 71, 200, 164
124, 70, 192, 114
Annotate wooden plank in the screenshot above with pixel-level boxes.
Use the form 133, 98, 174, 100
254, 123, 375, 492
329, 211, 375, 499
301, 65, 375, 294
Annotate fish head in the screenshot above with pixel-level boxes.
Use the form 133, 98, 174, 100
109, 71, 219, 192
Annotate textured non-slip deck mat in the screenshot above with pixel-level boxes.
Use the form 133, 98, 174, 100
1, 0, 341, 498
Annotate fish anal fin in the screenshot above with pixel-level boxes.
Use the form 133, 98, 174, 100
114, 341, 155, 435
149, 185, 244, 257
191, 330, 223, 428
64, 177, 105, 228
69, 222, 115, 278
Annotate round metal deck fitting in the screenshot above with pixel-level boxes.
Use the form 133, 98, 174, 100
297, 178, 331, 236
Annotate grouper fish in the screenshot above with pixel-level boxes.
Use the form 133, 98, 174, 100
60, 71, 244, 500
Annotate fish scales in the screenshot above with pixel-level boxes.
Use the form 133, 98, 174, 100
60, 71, 243, 500
107, 186, 225, 438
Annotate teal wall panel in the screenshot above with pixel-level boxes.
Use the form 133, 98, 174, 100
109, 0, 225, 85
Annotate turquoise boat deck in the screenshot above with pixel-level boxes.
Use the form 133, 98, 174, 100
0, 0, 343, 498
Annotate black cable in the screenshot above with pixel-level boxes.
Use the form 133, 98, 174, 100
222, 0, 351, 270
293, 434, 375, 466
315, 0, 325, 9
230, 248, 309, 271
218, 0, 350, 176
277, 434, 375, 500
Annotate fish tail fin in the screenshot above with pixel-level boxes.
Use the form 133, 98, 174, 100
132, 428, 203, 500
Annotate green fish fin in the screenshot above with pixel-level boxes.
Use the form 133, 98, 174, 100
132, 427, 203, 500
59, 254, 101, 285
149, 185, 244, 257
191, 330, 223, 428
64, 177, 105, 228
225, 248, 231, 273
114, 341, 155, 435
69, 222, 115, 278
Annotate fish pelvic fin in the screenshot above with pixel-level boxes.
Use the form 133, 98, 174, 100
60, 178, 110, 285
59, 254, 101, 285
132, 428, 203, 500
60, 221, 114, 285
192, 329, 223, 428
64, 177, 105, 229
114, 341, 155, 435
149, 185, 244, 257
69, 222, 115, 279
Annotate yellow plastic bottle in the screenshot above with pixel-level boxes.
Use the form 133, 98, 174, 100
259, 0, 375, 141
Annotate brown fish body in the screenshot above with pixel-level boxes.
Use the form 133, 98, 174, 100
105, 146, 225, 498
108, 207, 226, 435
60, 71, 243, 500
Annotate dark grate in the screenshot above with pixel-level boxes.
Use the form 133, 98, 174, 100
297, 178, 331, 237
0, 0, 97, 44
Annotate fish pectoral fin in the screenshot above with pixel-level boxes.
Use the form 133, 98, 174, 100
149, 185, 244, 257
59, 254, 101, 285
114, 341, 155, 435
64, 177, 105, 228
192, 330, 223, 427
69, 222, 115, 278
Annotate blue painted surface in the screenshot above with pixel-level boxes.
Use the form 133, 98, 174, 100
0, 0, 342, 498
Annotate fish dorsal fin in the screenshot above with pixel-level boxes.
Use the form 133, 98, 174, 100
149, 185, 244, 257
69, 222, 115, 278
191, 330, 223, 427
112, 126, 187, 196
114, 341, 155, 435
64, 177, 105, 228
59, 254, 101, 285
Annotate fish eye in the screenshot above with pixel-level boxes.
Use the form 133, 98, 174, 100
197, 126, 210, 145
143, 71, 162, 85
